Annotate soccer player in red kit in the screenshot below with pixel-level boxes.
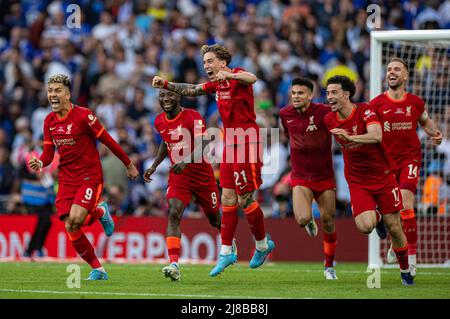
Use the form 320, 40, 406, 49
279, 77, 338, 280
28, 74, 139, 280
152, 44, 275, 276
324, 75, 414, 286
371, 58, 442, 276
143, 89, 221, 281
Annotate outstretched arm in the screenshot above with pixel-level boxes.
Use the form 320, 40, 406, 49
152, 76, 207, 96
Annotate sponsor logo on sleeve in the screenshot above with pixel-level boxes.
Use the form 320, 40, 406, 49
88, 114, 97, 126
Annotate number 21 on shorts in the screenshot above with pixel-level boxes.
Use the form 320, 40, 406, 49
234, 170, 248, 186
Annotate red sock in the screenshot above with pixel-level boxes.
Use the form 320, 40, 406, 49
393, 245, 409, 271
82, 207, 104, 227
166, 236, 181, 263
68, 230, 101, 269
221, 205, 238, 246
401, 209, 417, 256
243, 201, 266, 241
323, 231, 337, 268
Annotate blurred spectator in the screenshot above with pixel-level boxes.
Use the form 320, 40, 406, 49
272, 169, 293, 219
3, 46, 35, 104
92, 10, 118, 43
438, 174, 450, 215
0, 146, 19, 212
96, 90, 125, 130
19, 139, 58, 258
101, 144, 131, 196
31, 91, 51, 142
104, 183, 129, 216
421, 159, 444, 215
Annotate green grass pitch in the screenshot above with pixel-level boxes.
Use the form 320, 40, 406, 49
0, 262, 449, 299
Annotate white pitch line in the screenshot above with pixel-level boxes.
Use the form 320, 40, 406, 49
256, 269, 450, 276
0, 289, 294, 299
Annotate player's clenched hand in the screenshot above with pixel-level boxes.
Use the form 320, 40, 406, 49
431, 130, 443, 146
152, 76, 166, 88
170, 162, 187, 174
28, 157, 43, 171
215, 70, 232, 82
330, 128, 352, 142
126, 162, 139, 180
143, 167, 156, 183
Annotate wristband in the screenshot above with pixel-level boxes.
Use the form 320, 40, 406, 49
163, 80, 169, 89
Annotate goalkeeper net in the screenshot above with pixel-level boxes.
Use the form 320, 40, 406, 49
370, 30, 450, 267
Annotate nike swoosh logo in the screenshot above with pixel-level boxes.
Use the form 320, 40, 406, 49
287, 120, 294, 123
383, 110, 391, 114
394, 202, 401, 207
82, 200, 90, 204
50, 127, 56, 131
160, 130, 166, 133
239, 185, 247, 190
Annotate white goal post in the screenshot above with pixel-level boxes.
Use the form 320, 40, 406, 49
369, 29, 450, 267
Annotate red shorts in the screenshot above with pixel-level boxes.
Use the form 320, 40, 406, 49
392, 160, 421, 194
167, 178, 220, 214
219, 143, 263, 195
349, 174, 403, 217
55, 181, 103, 220
290, 177, 336, 201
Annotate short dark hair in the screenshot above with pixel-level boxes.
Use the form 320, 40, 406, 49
388, 57, 409, 72
326, 75, 356, 98
200, 44, 232, 65
292, 77, 314, 92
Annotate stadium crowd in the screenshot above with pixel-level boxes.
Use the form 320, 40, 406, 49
0, 0, 449, 218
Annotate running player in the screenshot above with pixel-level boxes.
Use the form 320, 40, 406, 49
279, 77, 338, 280
28, 74, 139, 280
143, 89, 221, 281
152, 44, 275, 276
324, 75, 414, 286
371, 57, 443, 276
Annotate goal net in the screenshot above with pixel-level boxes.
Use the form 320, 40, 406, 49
369, 30, 450, 267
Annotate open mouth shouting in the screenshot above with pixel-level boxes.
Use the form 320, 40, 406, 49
50, 98, 60, 108
206, 69, 215, 80
328, 100, 339, 111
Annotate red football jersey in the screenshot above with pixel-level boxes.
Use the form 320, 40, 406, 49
371, 92, 425, 170
324, 103, 391, 186
154, 108, 216, 186
202, 67, 259, 145
280, 102, 334, 181
43, 104, 104, 185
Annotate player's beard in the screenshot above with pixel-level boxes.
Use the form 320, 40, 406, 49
388, 77, 405, 90
388, 81, 403, 90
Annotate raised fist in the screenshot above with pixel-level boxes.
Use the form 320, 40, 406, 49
152, 76, 166, 88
